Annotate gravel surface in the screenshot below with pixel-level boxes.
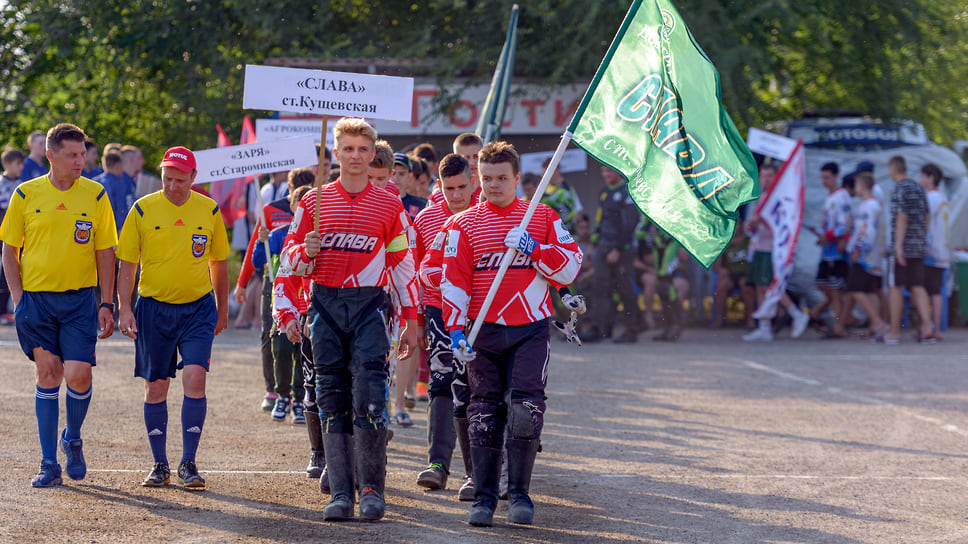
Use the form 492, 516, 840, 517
1, 325, 967, 543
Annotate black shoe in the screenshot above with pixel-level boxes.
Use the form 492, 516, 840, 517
307, 450, 325, 479
177, 460, 205, 489
142, 462, 171, 487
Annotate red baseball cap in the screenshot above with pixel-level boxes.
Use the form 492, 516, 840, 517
159, 146, 196, 173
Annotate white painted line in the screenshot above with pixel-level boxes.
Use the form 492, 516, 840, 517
739, 358, 968, 438
740, 360, 822, 386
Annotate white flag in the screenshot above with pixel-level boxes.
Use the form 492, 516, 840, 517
753, 140, 805, 319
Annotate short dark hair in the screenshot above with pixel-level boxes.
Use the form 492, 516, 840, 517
921, 163, 943, 187
288, 167, 316, 190
413, 143, 438, 165
478, 141, 519, 175
84, 140, 98, 153
438, 153, 470, 179
103, 151, 123, 168
2, 147, 25, 165
46, 123, 86, 152
821, 162, 839, 175
453, 132, 483, 152
27, 130, 45, 147
371, 140, 394, 169
855, 172, 875, 192
410, 156, 427, 178
315, 144, 331, 161
521, 173, 539, 187
842, 174, 856, 191
888, 155, 906, 173
290, 185, 311, 204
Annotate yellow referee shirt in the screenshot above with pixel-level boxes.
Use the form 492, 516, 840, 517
116, 190, 229, 304
0, 175, 117, 292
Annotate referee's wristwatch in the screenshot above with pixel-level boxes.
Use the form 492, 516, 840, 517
99, 302, 116, 312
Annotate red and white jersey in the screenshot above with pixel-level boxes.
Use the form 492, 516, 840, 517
413, 201, 457, 312
441, 199, 582, 329
284, 180, 418, 319
272, 251, 311, 329
236, 199, 295, 288
420, 215, 457, 295
381, 180, 401, 197
429, 186, 483, 207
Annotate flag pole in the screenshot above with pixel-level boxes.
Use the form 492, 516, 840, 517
467, 131, 573, 346
313, 115, 329, 234
255, 188, 275, 281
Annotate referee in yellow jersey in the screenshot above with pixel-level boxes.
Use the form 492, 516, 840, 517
116, 146, 229, 490
0, 123, 117, 488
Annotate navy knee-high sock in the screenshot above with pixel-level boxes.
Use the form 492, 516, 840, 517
36, 385, 60, 461
65, 385, 92, 441
181, 396, 207, 465
143, 401, 169, 465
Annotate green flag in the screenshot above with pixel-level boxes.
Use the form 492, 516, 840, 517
476, 4, 519, 144
569, 0, 758, 268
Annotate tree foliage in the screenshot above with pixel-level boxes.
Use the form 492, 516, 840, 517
1, 0, 966, 162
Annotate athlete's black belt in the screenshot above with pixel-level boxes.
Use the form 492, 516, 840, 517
311, 285, 385, 298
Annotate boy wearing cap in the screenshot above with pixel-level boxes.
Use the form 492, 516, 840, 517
392, 152, 427, 220
0, 123, 117, 487
116, 146, 230, 490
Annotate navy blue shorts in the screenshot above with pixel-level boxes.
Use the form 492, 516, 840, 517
14, 287, 98, 364
134, 293, 217, 382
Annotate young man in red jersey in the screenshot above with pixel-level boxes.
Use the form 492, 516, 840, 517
411, 154, 477, 495
428, 132, 483, 205
284, 117, 418, 521
441, 142, 582, 527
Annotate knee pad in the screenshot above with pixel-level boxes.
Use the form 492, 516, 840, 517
508, 400, 542, 439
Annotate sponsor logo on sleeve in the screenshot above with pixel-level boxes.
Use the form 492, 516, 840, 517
444, 231, 460, 258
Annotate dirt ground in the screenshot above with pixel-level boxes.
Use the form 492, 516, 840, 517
2, 324, 968, 543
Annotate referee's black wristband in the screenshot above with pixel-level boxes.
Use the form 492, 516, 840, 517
99, 302, 115, 312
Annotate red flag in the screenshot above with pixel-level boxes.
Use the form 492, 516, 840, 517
227, 115, 259, 221
208, 125, 241, 224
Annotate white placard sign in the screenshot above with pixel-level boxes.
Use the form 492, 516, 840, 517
747, 127, 798, 161
256, 119, 335, 148
192, 136, 318, 185
520, 149, 588, 175
243, 64, 414, 123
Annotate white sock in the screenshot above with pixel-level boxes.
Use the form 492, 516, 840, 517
759, 319, 772, 331
787, 306, 802, 319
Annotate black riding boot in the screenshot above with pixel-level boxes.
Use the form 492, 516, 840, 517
356, 428, 388, 521
305, 408, 326, 479
506, 438, 540, 524
321, 433, 354, 521
418, 396, 456, 489
468, 446, 502, 526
